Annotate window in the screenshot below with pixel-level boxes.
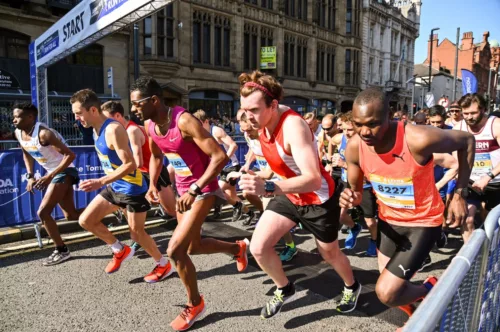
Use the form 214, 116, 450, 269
203, 20, 211, 64
261, 0, 273, 9
261, 26, 274, 47
214, 16, 231, 67
328, 0, 336, 30
353, 50, 360, 85
285, 0, 307, 21
368, 57, 373, 83
156, 4, 175, 58
284, 34, 307, 78
315, 0, 336, 31
406, 68, 411, 88
379, 60, 383, 83
143, 17, 152, 55
380, 28, 384, 49
345, 49, 351, 85
354, 0, 361, 37
245, 0, 258, 4
193, 11, 231, 67
316, 44, 335, 83
370, 25, 374, 47
346, 0, 352, 34
244, 24, 258, 70
0, 29, 30, 59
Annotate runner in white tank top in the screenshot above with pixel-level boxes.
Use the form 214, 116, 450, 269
13, 102, 80, 266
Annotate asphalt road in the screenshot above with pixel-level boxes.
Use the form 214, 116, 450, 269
0, 210, 462, 332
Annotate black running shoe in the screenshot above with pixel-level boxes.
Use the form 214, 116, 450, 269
260, 283, 296, 319
42, 249, 71, 266
242, 210, 255, 226
232, 202, 244, 222
212, 204, 222, 219
336, 283, 362, 313
436, 231, 448, 249
340, 224, 349, 234
418, 255, 432, 272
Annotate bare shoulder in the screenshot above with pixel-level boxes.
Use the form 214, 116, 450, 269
492, 116, 500, 137
331, 133, 343, 145
177, 112, 199, 130
283, 113, 309, 132
143, 120, 151, 136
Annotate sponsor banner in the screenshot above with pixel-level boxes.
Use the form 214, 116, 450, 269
29, 42, 38, 107
461, 69, 478, 95
0, 69, 21, 89
260, 46, 277, 70
34, 0, 152, 67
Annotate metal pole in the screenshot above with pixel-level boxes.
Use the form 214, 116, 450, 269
452, 27, 460, 101
133, 23, 139, 81
411, 82, 415, 116
421, 88, 425, 108
487, 68, 493, 112
428, 27, 440, 92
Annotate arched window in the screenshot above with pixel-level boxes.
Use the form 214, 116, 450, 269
0, 28, 30, 60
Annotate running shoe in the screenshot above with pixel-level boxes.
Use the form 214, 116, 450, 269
42, 249, 71, 266
279, 245, 298, 262
336, 283, 362, 313
231, 201, 244, 222
130, 241, 141, 252
344, 223, 362, 249
105, 245, 134, 274
398, 304, 416, 317
260, 284, 296, 319
235, 238, 250, 272
212, 204, 222, 219
417, 255, 432, 272
436, 231, 448, 248
340, 224, 349, 234
144, 261, 175, 283
242, 210, 256, 226
170, 296, 206, 331
366, 239, 377, 257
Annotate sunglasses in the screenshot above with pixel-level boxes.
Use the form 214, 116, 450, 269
449, 109, 461, 113
322, 125, 335, 131
131, 96, 152, 107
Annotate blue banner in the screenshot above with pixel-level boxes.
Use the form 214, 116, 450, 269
29, 42, 38, 108
461, 69, 478, 95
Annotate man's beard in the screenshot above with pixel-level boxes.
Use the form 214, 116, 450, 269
466, 112, 484, 126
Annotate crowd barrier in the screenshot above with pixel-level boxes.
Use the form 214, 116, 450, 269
0, 142, 249, 228
404, 204, 500, 332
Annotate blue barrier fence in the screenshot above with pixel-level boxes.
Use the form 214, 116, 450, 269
0, 143, 249, 227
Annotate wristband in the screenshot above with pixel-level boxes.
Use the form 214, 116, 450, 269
487, 171, 495, 180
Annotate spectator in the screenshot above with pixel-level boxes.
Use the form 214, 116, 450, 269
222, 114, 234, 134
233, 118, 241, 135
75, 120, 94, 145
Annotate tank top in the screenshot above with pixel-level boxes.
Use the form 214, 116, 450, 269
339, 134, 371, 189
95, 119, 147, 195
244, 132, 267, 171
260, 110, 334, 206
224, 122, 232, 134
210, 125, 240, 166
126, 121, 151, 174
457, 116, 500, 183
359, 121, 444, 227
15, 122, 74, 173
148, 106, 219, 196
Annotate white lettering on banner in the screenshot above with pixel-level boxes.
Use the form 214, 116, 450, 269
63, 12, 85, 42
86, 165, 103, 172
0, 178, 19, 195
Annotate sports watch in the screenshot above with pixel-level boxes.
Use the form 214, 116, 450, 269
454, 187, 469, 199
26, 173, 34, 180
487, 171, 495, 180
189, 183, 202, 196
264, 181, 276, 197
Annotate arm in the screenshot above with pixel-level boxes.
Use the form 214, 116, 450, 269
127, 126, 144, 169
339, 135, 365, 208
318, 130, 325, 159
255, 167, 275, 180
434, 153, 459, 191
487, 118, 500, 179
20, 147, 36, 192
214, 126, 238, 159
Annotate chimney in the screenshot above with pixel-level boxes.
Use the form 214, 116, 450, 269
461, 31, 474, 50
483, 31, 490, 43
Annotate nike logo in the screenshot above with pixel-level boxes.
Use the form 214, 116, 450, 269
169, 137, 179, 142
398, 264, 410, 276
392, 152, 405, 162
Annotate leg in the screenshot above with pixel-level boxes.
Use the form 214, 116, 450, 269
250, 210, 296, 288
365, 217, 378, 240
375, 270, 428, 307
167, 164, 175, 187
127, 211, 162, 261
315, 239, 355, 286
339, 207, 355, 228
283, 231, 294, 244
158, 185, 176, 217
78, 195, 119, 245
461, 203, 477, 243
57, 176, 80, 220
243, 192, 263, 212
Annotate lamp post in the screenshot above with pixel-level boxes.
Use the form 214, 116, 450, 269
428, 27, 440, 92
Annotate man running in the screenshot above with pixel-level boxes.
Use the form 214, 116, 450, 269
71, 89, 173, 283
455, 93, 500, 241
238, 70, 361, 318
130, 76, 248, 331
339, 88, 474, 326
13, 102, 80, 266
193, 109, 254, 224
317, 114, 338, 163
303, 112, 322, 141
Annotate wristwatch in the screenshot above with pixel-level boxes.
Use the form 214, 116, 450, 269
487, 171, 496, 180
264, 181, 276, 197
189, 183, 202, 196
455, 187, 469, 199
26, 173, 34, 180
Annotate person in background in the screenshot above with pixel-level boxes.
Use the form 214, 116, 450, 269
75, 120, 94, 145
445, 103, 463, 127
222, 114, 234, 135
303, 112, 322, 142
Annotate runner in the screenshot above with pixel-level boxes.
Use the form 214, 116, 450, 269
339, 88, 474, 327
303, 112, 322, 141
317, 114, 338, 164
455, 93, 500, 241
428, 105, 453, 130
445, 103, 463, 127
238, 70, 361, 318
130, 76, 248, 331
13, 102, 80, 266
193, 109, 255, 224
71, 89, 174, 282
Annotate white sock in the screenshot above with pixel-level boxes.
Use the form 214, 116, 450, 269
157, 256, 168, 267
110, 240, 123, 253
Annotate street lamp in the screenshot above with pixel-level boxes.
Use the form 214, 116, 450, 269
428, 27, 440, 92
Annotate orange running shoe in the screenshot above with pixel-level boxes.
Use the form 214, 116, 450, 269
170, 296, 206, 331
397, 304, 416, 317
105, 244, 133, 274
144, 261, 175, 283
235, 238, 250, 272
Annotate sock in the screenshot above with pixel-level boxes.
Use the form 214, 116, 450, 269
56, 244, 68, 253
157, 256, 168, 267
370, 238, 377, 242
278, 282, 294, 295
285, 242, 296, 249
345, 279, 360, 291
110, 240, 123, 253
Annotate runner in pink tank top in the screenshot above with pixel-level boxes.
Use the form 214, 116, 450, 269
130, 76, 249, 331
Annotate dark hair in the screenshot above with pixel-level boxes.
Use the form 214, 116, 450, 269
354, 88, 386, 109
458, 93, 487, 111
13, 101, 38, 117
130, 76, 163, 99
428, 105, 446, 118
239, 70, 284, 107
101, 101, 125, 116
70, 89, 101, 112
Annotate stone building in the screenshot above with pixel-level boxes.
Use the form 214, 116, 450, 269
360, 0, 421, 110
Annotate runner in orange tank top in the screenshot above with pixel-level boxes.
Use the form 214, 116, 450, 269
339, 88, 475, 328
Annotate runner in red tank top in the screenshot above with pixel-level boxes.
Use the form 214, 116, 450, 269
238, 70, 360, 318
339, 88, 475, 328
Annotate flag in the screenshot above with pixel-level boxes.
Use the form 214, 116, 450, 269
461, 69, 478, 94
425, 92, 435, 108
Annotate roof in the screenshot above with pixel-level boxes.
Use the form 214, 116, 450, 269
414, 64, 458, 79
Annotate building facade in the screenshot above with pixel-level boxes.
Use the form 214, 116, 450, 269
135, 0, 364, 116
360, 0, 421, 109
412, 64, 462, 109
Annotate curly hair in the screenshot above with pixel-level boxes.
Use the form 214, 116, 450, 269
238, 70, 284, 106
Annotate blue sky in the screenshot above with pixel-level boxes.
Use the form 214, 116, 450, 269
414, 0, 500, 63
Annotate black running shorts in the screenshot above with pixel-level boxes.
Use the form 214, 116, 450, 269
338, 180, 377, 218
377, 219, 442, 280
142, 165, 171, 191
220, 165, 241, 186
99, 186, 151, 213
266, 194, 340, 243
467, 182, 500, 211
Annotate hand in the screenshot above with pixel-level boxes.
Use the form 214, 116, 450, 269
337, 159, 346, 169
325, 164, 332, 173
34, 174, 53, 191
79, 179, 104, 192
240, 164, 250, 173
146, 185, 160, 205
445, 195, 468, 228
238, 170, 266, 196
226, 171, 242, 181
176, 191, 196, 213
339, 188, 362, 209
331, 154, 341, 168
471, 175, 490, 192
26, 178, 35, 193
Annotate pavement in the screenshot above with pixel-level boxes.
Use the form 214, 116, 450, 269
0, 206, 463, 332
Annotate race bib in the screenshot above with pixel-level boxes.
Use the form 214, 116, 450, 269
25, 146, 47, 163
255, 155, 268, 170
370, 174, 415, 209
165, 153, 193, 176
473, 153, 492, 172
97, 154, 114, 174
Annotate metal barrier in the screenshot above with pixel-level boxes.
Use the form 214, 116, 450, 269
404, 204, 500, 332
